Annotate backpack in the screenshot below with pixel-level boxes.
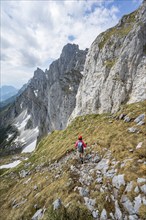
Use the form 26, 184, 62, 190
77, 141, 83, 153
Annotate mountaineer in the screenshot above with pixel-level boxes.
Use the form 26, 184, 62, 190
75, 135, 87, 164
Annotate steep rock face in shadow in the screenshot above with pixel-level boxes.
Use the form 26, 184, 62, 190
0, 44, 88, 153
70, 1, 146, 121
45, 44, 88, 132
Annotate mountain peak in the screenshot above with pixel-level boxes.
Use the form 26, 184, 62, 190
33, 68, 45, 79
34, 67, 44, 74
60, 43, 79, 58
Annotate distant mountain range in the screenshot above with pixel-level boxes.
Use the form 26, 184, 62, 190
0, 85, 18, 102
0, 83, 29, 108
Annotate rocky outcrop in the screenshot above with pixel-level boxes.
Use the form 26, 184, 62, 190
45, 44, 88, 132
70, 1, 146, 121
0, 44, 87, 153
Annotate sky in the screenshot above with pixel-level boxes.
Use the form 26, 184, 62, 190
0, 0, 143, 89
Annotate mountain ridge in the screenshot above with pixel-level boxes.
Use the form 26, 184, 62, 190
0, 85, 18, 102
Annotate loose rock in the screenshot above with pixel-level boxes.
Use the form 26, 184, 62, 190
124, 116, 131, 122
78, 187, 89, 197
114, 200, 123, 220
136, 142, 143, 149
140, 184, 146, 194
92, 210, 99, 219
112, 174, 125, 189
53, 198, 62, 210
84, 197, 96, 211
128, 127, 138, 133
31, 209, 44, 220
19, 170, 29, 178
100, 209, 107, 220
134, 113, 145, 124
137, 178, 146, 183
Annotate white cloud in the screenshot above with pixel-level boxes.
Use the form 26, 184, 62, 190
0, 0, 141, 88
1, 61, 35, 89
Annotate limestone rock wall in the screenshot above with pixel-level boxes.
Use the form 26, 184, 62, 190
70, 1, 146, 121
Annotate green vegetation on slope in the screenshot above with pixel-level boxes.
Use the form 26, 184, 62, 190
0, 101, 146, 220
98, 10, 138, 50
104, 59, 117, 70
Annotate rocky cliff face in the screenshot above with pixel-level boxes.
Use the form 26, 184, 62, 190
0, 44, 87, 153
45, 44, 88, 133
0, 68, 48, 154
70, 1, 146, 121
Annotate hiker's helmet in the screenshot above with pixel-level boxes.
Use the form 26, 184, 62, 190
78, 135, 82, 140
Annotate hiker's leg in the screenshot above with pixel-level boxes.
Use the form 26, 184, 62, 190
81, 153, 84, 163
76, 150, 79, 159
77, 151, 81, 162
78, 152, 83, 163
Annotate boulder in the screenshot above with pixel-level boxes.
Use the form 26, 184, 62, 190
136, 142, 143, 149
112, 174, 125, 189
78, 187, 89, 197
134, 113, 145, 123
137, 178, 146, 183
114, 200, 123, 220
92, 210, 99, 219
96, 177, 103, 183
128, 215, 138, 220
134, 195, 142, 214
95, 159, 109, 174
125, 181, 133, 192
84, 197, 96, 211
134, 186, 139, 193
53, 198, 62, 210
19, 170, 29, 178
142, 196, 146, 205
34, 185, 38, 190
121, 195, 135, 215
124, 116, 131, 122
128, 127, 138, 133
119, 114, 126, 120
100, 209, 107, 220
140, 184, 146, 194
137, 121, 145, 126
92, 155, 101, 163
31, 209, 43, 220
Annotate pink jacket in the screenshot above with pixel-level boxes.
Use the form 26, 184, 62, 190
75, 140, 86, 149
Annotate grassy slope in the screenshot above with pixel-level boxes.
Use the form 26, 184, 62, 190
0, 101, 146, 220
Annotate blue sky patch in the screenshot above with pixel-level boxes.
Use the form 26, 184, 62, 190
113, 0, 143, 18
68, 35, 76, 41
